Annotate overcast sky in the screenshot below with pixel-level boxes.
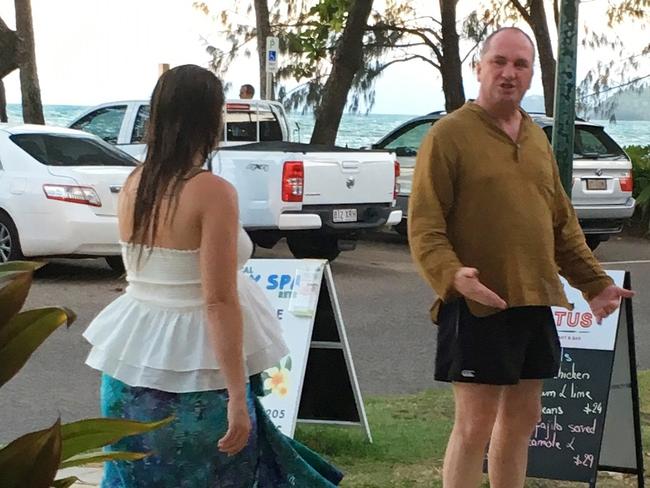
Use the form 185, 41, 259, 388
0, 0, 647, 114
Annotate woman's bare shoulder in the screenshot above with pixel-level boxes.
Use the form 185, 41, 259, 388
186, 172, 237, 205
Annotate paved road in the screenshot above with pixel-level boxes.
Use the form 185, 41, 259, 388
1, 232, 648, 442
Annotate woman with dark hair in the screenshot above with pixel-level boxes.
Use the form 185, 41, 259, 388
83, 64, 342, 487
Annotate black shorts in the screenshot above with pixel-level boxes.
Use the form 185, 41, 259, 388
435, 299, 561, 385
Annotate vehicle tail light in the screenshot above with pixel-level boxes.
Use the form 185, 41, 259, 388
394, 161, 400, 199
43, 184, 102, 207
282, 161, 304, 202
620, 171, 633, 192
226, 103, 251, 111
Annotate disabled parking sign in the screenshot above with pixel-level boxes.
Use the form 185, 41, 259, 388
266, 36, 279, 73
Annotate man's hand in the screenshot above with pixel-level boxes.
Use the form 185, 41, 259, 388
588, 285, 634, 324
453, 267, 507, 310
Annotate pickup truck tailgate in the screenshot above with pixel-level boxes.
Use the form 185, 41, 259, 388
216, 142, 397, 229
302, 153, 395, 205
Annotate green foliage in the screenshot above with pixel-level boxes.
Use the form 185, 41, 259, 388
275, 0, 490, 114
626, 145, 650, 231
58, 450, 149, 470
0, 420, 62, 488
629, 144, 650, 162
0, 261, 171, 487
606, 0, 650, 26
479, 0, 649, 118
196, 0, 490, 115
60, 417, 172, 462
0, 307, 76, 388
575, 0, 649, 117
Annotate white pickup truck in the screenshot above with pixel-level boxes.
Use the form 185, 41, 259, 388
69, 100, 402, 260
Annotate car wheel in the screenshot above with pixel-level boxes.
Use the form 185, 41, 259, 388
247, 231, 280, 250
287, 234, 341, 261
394, 219, 408, 238
585, 235, 601, 251
0, 212, 24, 263
105, 255, 126, 273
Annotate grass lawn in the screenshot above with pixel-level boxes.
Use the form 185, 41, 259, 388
294, 371, 650, 487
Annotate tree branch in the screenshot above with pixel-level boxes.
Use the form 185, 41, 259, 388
367, 24, 443, 61
368, 23, 441, 42
509, 0, 532, 24
269, 21, 322, 29
379, 54, 440, 71
578, 73, 650, 100
365, 42, 429, 49
409, 15, 442, 27
0, 15, 18, 79
461, 22, 491, 64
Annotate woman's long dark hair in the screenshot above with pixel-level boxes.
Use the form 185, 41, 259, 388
129, 64, 225, 250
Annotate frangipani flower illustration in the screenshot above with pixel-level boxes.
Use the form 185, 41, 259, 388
263, 357, 292, 397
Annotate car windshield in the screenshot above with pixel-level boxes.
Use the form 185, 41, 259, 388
377, 120, 434, 167
10, 133, 138, 167
542, 125, 627, 160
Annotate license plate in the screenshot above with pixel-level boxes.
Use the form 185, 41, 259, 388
333, 209, 357, 223
586, 179, 607, 190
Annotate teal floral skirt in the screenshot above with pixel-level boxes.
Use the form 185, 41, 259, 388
100, 374, 343, 487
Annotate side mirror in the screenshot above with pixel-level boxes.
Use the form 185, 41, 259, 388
395, 146, 417, 157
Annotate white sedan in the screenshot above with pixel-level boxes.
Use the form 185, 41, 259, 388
0, 124, 137, 270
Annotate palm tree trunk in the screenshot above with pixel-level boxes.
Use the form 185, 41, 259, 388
310, 0, 374, 145
0, 79, 7, 122
439, 0, 465, 112
253, 0, 272, 99
528, 0, 556, 115
14, 0, 44, 124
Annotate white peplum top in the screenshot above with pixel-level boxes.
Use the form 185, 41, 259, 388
83, 227, 289, 393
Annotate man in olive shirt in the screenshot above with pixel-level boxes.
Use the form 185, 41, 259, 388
408, 27, 633, 488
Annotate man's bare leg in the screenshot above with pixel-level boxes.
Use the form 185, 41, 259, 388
442, 383, 503, 488
488, 379, 543, 488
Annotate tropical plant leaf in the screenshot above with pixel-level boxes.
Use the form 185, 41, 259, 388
0, 307, 76, 349
0, 270, 32, 330
635, 184, 650, 206
0, 419, 61, 488
52, 476, 80, 488
0, 261, 44, 287
60, 417, 173, 462
285, 356, 292, 371
59, 450, 149, 469
0, 307, 76, 388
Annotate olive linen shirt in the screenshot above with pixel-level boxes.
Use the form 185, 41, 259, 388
408, 102, 614, 320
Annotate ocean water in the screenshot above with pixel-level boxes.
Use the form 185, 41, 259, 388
5, 104, 649, 149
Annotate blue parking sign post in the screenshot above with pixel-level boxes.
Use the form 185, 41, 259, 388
265, 36, 279, 100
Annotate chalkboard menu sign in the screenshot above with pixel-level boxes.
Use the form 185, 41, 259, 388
527, 348, 614, 482
524, 271, 644, 487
